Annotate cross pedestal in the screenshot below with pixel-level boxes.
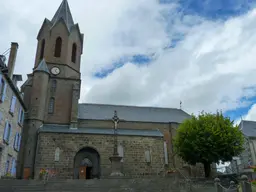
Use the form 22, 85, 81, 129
109, 155, 124, 176
69, 121, 78, 129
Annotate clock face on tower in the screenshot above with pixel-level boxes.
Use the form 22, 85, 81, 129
51, 67, 60, 75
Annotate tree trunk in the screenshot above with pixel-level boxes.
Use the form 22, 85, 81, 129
203, 162, 211, 178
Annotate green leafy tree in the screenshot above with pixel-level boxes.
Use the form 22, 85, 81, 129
174, 111, 244, 178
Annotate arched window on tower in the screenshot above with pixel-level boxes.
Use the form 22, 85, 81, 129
40, 39, 45, 60
71, 43, 77, 63
48, 97, 55, 114
54, 37, 62, 58
51, 80, 57, 92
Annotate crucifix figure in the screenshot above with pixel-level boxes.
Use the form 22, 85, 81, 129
109, 110, 124, 176
112, 110, 119, 156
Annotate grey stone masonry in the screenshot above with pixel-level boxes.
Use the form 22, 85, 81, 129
0, 177, 181, 192
35, 132, 165, 179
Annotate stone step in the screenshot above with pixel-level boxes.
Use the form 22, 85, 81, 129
0, 178, 215, 192
1, 189, 181, 192
0, 188, 182, 192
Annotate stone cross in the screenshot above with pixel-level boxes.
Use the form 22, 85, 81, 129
109, 110, 124, 177
112, 110, 119, 156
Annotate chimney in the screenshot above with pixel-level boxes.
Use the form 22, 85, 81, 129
7, 42, 19, 80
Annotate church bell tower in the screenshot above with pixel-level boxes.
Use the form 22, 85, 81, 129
17, 0, 84, 179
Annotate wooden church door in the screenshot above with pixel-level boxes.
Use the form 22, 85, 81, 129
79, 166, 87, 179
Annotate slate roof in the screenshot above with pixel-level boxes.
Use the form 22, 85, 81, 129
51, 0, 75, 31
240, 120, 256, 137
39, 124, 163, 137
34, 59, 50, 74
78, 103, 191, 123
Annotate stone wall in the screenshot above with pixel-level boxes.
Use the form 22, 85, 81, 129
0, 75, 24, 177
77, 120, 206, 178
35, 132, 166, 179
78, 120, 181, 168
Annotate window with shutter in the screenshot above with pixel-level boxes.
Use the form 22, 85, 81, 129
0, 111, 2, 124
18, 134, 21, 151
18, 108, 24, 126
10, 96, 16, 114
0, 79, 6, 102
11, 158, 16, 176
13, 133, 20, 150
13, 133, 17, 149
7, 123, 12, 143
5, 159, 10, 174
3, 121, 9, 143
0, 74, 2, 97
5, 155, 12, 174
3, 122, 12, 144
18, 107, 21, 124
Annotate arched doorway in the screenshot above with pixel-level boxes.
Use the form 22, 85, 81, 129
73, 147, 101, 179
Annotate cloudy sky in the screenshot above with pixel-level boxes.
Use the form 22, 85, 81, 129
1, 0, 256, 123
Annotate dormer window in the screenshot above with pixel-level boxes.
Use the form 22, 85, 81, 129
54, 37, 62, 58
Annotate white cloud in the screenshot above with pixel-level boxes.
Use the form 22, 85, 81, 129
85, 8, 256, 114
234, 104, 256, 125
244, 104, 256, 121
1, 0, 256, 116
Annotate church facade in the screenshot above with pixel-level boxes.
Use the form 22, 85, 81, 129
17, 0, 192, 180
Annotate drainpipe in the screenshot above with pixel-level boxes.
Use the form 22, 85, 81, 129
169, 122, 176, 168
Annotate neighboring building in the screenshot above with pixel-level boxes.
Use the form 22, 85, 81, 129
229, 120, 256, 173
0, 43, 26, 177
17, 0, 197, 180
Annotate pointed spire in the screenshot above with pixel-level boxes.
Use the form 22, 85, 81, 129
34, 59, 50, 74
51, 0, 75, 31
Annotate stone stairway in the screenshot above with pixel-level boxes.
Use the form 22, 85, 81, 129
0, 178, 182, 192
0, 180, 45, 192
0, 176, 218, 192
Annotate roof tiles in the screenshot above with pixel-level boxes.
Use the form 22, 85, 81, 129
51, 0, 75, 31
78, 103, 191, 123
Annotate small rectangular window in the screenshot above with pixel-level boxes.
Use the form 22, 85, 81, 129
18, 133, 21, 151
13, 132, 19, 151
11, 158, 16, 176
18, 107, 24, 126
0, 75, 3, 96
9, 95, 16, 114
3, 121, 12, 144
5, 155, 12, 175
0, 111, 2, 124
0, 77, 7, 102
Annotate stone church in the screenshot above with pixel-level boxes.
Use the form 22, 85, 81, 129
17, 0, 193, 180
